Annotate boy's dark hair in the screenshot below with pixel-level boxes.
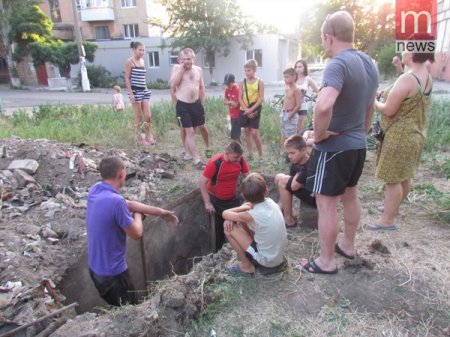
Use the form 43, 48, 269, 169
284, 134, 307, 151
294, 59, 308, 76
225, 140, 243, 156
283, 67, 297, 81
99, 156, 125, 180
241, 172, 266, 203
224, 73, 235, 85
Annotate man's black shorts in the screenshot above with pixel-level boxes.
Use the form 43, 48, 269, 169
89, 268, 137, 306
176, 100, 205, 128
239, 105, 262, 129
306, 148, 366, 196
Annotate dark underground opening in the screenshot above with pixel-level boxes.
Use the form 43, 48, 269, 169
59, 189, 214, 313
58, 176, 317, 314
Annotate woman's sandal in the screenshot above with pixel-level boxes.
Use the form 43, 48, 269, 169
205, 149, 212, 159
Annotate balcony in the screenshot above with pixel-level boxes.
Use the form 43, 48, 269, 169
79, 0, 115, 22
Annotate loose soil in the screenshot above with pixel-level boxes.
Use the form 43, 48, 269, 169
0, 136, 449, 337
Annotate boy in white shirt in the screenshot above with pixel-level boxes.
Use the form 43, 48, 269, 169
223, 173, 287, 276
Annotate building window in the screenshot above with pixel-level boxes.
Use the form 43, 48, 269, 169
170, 51, 179, 65
203, 53, 215, 68
124, 24, 139, 39
95, 26, 110, 40
148, 52, 160, 68
49, 0, 61, 22
121, 0, 136, 7
246, 49, 263, 67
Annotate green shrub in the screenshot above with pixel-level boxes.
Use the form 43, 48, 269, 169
80, 65, 117, 88
147, 78, 170, 89
377, 44, 397, 77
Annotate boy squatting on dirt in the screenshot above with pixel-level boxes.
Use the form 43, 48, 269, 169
222, 172, 288, 276
275, 134, 317, 228
86, 156, 179, 306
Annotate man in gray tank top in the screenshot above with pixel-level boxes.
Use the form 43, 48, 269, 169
300, 11, 378, 274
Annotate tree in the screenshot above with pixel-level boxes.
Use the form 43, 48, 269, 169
7, 1, 97, 84
8, 3, 54, 63
29, 41, 98, 78
300, 0, 395, 60
0, 0, 40, 81
150, 0, 254, 83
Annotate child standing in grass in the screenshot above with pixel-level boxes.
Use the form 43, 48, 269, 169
238, 59, 264, 160
223, 172, 287, 276
223, 73, 241, 141
112, 85, 125, 112
280, 68, 301, 147
294, 59, 319, 133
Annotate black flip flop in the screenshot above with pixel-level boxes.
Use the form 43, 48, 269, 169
335, 243, 355, 260
302, 260, 338, 275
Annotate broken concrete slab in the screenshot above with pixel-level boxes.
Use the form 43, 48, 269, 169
8, 159, 39, 174
13, 169, 36, 188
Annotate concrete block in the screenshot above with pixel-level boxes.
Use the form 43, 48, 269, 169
13, 169, 36, 188
8, 159, 39, 174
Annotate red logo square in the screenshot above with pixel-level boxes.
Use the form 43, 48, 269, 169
395, 0, 437, 40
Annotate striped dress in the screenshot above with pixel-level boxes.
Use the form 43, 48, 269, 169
129, 59, 151, 102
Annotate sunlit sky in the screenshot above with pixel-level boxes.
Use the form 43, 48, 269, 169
236, 0, 395, 34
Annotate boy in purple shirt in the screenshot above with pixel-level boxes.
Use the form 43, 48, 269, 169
86, 156, 178, 306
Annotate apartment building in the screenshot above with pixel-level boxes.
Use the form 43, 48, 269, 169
39, 0, 164, 41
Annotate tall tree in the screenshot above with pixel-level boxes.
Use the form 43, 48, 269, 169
8, 3, 54, 63
150, 0, 254, 82
300, 0, 395, 59
0, 0, 40, 80
7, 1, 97, 84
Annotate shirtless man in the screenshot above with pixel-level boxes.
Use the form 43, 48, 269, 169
170, 48, 211, 169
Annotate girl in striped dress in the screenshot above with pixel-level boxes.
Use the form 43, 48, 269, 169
125, 41, 155, 145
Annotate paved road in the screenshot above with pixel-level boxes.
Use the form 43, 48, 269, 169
0, 82, 289, 115
1, 69, 449, 115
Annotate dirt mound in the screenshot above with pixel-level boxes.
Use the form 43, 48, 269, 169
0, 137, 196, 336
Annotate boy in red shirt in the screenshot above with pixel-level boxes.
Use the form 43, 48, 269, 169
198, 141, 250, 251
223, 73, 241, 141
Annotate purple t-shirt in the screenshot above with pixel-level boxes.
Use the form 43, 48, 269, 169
86, 181, 133, 276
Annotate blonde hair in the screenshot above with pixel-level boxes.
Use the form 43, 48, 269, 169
181, 48, 195, 57
244, 59, 258, 71
113, 85, 121, 92
321, 11, 354, 43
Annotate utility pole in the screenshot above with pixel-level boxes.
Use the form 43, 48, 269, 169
71, 0, 90, 92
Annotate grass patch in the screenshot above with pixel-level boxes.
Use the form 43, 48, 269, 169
425, 98, 450, 151
188, 278, 256, 336
409, 184, 450, 224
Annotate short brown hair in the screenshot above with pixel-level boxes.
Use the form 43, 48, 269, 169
241, 172, 266, 203
244, 59, 258, 70
225, 140, 244, 156
284, 134, 306, 151
321, 11, 354, 43
283, 67, 297, 80
99, 156, 124, 180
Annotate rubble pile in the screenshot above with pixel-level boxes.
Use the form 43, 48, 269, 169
0, 137, 188, 335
